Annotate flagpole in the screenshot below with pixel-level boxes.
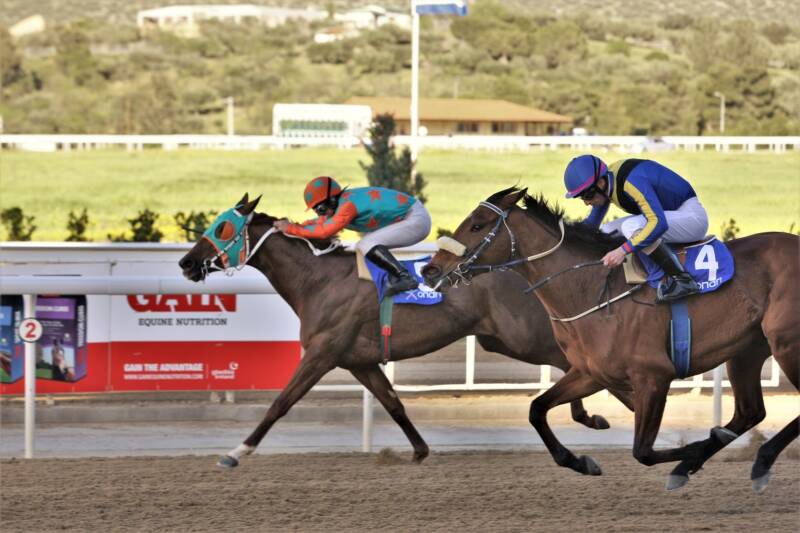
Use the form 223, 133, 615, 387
410, 1, 420, 164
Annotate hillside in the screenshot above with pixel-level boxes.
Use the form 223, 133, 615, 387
3, 0, 800, 25
1, 1, 798, 136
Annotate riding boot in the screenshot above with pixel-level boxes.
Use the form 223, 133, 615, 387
366, 245, 420, 296
648, 242, 699, 303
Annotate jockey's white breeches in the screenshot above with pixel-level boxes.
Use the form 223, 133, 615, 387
600, 197, 709, 244
356, 201, 432, 255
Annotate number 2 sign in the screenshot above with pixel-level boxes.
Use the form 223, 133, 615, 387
18, 318, 43, 343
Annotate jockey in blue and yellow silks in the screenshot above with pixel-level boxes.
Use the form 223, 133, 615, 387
273, 176, 432, 296
564, 155, 709, 302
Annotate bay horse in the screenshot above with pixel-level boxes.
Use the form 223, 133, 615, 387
422, 187, 799, 492
178, 194, 612, 468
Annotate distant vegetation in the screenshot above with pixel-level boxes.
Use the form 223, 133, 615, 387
1, 0, 798, 135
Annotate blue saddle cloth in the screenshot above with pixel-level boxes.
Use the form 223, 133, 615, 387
365, 256, 443, 305
637, 237, 735, 293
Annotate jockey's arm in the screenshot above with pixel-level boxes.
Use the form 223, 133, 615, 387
621, 179, 667, 254
584, 203, 609, 229
283, 202, 358, 239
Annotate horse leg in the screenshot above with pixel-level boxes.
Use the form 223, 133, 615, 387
545, 359, 612, 430
666, 352, 767, 491
751, 337, 799, 493
218, 352, 335, 468
529, 367, 605, 475
569, 399, 610, 430
350, 365, 430, 463
629, 373, 707, 471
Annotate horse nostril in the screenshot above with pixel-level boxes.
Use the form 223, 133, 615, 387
179, 258, 195, 271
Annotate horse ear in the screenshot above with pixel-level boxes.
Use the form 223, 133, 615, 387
239, 194, 262, 216
236, 193, 249, 208
498, 187, 528, 210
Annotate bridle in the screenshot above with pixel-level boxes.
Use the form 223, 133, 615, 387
434, 201, 565, 287
433, 199, 643, 322
200, 213, 340, 280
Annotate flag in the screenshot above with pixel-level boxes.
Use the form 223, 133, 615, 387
414, 1, 468, 16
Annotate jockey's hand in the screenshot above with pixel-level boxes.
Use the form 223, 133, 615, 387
273, 219, 290, 232
602, 247, 627, 268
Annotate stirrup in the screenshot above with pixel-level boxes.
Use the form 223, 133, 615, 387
657, 277, 699, 303
385, 273, 419, 296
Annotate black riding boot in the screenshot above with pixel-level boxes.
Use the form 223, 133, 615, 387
366, 245, 420, 296
649, 242, 700, 303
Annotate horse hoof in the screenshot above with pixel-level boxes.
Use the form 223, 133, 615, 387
579, 455, 602, 476
591, 415, 610, 430
217, 455, 239, 468
666, 474, 690, 491
710, 426, 737, 445
752, 471, 771, 494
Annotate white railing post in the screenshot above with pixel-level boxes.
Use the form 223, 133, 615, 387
465, 335, 475, 387
362, 388, 373, 453
23, 294, 37, 459
539, 365, 551, 389
712, 365, 723, 427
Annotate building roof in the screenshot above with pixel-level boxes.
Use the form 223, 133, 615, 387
346, 97, 572, 123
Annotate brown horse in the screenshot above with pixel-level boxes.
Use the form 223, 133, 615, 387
178, 194, 612, 468
423, 187, 799, 492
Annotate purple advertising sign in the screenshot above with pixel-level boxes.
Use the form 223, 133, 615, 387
35, 296, 87, 382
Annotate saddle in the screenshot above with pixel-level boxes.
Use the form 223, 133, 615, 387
623, 236, 716, 284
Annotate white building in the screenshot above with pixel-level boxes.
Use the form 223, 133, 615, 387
136, 4, 327, 37
334, 5, 411, 30
9, 14, 46, 39
272, 104, 373, 138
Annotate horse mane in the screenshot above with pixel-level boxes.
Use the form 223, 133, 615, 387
486, 187, 625, 254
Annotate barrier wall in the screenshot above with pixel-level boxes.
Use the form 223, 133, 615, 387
0, 243, 306, 394
0, 242, 436, 395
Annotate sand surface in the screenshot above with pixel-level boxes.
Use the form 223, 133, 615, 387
2, 448, 798, 532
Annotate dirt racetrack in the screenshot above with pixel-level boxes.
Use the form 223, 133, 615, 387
2, 449, 798, 532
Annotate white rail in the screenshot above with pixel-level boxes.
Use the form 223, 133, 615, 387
2, 134, 799, 153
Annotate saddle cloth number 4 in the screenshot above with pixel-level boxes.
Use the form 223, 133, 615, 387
693, 244, 719, 282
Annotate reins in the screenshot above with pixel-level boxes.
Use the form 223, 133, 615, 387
439, 199, 643, 322
202, 219, 341, 278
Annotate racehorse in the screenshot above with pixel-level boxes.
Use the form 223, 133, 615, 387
178, 194, 612, 468
422, 187, 799, 492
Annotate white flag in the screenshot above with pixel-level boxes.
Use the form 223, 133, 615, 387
413, 1, 468, 16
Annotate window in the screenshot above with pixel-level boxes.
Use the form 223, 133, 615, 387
456, 122, 479, 134
491, 122, 517, 134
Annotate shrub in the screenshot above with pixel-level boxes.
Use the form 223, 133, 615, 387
108, 209, 163, 242
66, 208, 90, 241
174, 210, 218, 242
1, 207, 36, 241
719, 218, 740, 242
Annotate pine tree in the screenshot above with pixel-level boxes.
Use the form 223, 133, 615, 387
359, 114, 427, 203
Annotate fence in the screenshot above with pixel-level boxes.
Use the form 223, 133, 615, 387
2, 134, 799, 153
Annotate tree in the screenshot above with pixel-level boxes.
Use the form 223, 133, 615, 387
360, 114, 427, 203
1, 207, 36, 241
0, 26, 24, 89
55, 27, 98, 86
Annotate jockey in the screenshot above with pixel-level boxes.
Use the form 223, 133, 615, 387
273, 176, 432, 296
563, 155, 709, 303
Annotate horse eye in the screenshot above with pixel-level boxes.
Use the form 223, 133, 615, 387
470, 224, 483, 232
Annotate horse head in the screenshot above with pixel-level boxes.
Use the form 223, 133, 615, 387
422, 187, 528, 288
179, 193, 262, 282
